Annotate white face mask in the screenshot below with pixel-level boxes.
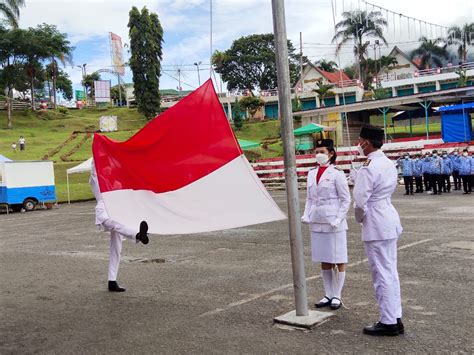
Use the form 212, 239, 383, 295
454, 152, 458, 156
315, 153, 330, 166
463, 152, 468, 157
357, 142, 367, 156
433, 153, 437, 157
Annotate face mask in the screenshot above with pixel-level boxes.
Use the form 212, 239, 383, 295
443, 155, 447, 158
463, 152, 468, 157
454, 152, 458, 156
315, 153, 329, 166
433, 153, 437, 157
405, 156, 409, 160
415, 158, 419, 161
357, 142, 367, 156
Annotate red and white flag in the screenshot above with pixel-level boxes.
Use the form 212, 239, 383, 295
92, 79, 286, 234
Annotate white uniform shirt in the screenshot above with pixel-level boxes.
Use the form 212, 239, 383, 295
302, 165, 351, 233
89, 160, 109, 226
353, 150, 403, 241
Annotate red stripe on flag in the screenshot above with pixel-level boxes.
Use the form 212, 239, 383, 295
93, 79, 242, 193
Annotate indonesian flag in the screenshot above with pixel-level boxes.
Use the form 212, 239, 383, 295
92, 79, 286, 235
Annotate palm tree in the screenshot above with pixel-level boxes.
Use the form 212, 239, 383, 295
313, 82, 335, 107
332, 10, 387, 85
0, 0, 25, 28
315, 59, 338, 72
448, 23, 474, 62
410, 37, 448, 69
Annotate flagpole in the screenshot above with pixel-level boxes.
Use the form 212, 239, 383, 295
271, 0, 308, 317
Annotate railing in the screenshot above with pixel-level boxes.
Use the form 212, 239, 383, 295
378, 61, 474, 83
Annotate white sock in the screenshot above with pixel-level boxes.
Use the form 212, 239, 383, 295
333, 271, 346, 299
321, 269, 333, 299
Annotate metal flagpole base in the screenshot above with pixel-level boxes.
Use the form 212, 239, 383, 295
274, 310, 334, 329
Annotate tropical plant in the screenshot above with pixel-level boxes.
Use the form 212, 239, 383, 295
0, 0, 25, 28
410, 37, 449, 69
312, 82, 335, 106
81, 72, 101, 102
232, 98, 244, 130
448, 23, 474, 62
332, 10, 387, 86
239, 95, 265, 121
315, 59, 338, 72
128, 6, 163, 119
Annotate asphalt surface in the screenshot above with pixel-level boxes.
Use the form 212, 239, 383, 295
1, 188, 473, 354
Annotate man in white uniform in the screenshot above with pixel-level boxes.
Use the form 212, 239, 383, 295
353, 125, 404, 336
90, 160, 150, 292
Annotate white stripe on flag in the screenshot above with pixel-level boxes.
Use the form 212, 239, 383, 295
102, 155, 287, 235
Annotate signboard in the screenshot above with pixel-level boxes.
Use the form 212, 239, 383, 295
94, 80, 111, 103
100, 116, 118, 132
110, 32, 125, 75
75, 90, 85, 101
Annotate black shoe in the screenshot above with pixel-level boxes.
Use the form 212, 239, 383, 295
330, 297, 342, 310
136, 221, 149, 245
363, 322, 399, 336
108, 281, 126, 292
315, 296, 332, 308
404, 192, 409, 195
397, 318, 405, 334
410, 192, 414, 195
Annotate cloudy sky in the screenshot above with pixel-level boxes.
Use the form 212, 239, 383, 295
18, 0, 473, 97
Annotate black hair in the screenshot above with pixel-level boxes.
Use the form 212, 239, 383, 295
369, 139, 383, 149
328, 146, 337, 164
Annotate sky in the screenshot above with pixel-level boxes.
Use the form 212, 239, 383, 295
18, 0, 474, 99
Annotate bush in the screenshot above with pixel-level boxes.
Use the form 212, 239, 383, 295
57, 107, 69, 115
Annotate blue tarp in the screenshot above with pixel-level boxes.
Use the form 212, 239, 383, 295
439, 103, 474, 142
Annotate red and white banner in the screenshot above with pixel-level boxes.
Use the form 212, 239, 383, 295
92, 79, 286, 234
110, 32, 125, 75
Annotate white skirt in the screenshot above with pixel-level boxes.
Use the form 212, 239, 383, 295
311, 230, 348, 264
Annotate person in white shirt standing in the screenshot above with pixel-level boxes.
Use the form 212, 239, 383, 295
18, 136, 25, 151
89, 159, 150, 292
302, 139, 351, 310
353, 125, 404, 336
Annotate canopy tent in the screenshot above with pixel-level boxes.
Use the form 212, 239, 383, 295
294, 123, 335, 151
439, 102, 474, 143
66, 158, 92, 204
0, 154, 12, 162
293, 123, 324, 136
237, 139, 260, 150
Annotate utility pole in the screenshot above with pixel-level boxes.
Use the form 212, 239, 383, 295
194, 61, 202, 86
117, 73, 123, 107
299, 32, 303, 77
271, 0, 308, 318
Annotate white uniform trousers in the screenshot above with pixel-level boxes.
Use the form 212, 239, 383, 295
364, 239, 402, 325
100, 219, 137, 281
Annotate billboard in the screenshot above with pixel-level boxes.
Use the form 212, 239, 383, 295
75, 90, 85, 101
94, 80, 111, 103
110, 32, 125, 75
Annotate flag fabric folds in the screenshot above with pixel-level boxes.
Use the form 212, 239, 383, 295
92, 79, 286, 235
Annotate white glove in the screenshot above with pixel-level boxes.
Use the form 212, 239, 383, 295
330, 218, 342, 228
301, 216, 310, 224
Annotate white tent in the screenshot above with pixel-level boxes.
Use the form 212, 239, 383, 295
66, 158, 92, 203
0, 154, 12, 162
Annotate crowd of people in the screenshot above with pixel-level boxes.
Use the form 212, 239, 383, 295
397, 148, 473, 195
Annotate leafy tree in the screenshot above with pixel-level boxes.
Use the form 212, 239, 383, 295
448, 23, 474, 62
312, 82, 335, 107
0, 0, 24, 28
81, 72, 100, 102
315, 59, 338, 72
372, 87, 390, 100
111, 84, 126, 106
128, 6, 163, 119
213, 33, 300, 92
343, 64, 357, 79
54, 69, 73, 101
232, 98, 244, 130
239, 95, 265, 120
363, 55, 397, 87
410, 37, 448, 69
332, 10, 387, 86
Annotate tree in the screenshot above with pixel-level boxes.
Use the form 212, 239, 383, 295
213, 34, 300, 92
128, 6, 163, 119
332, 10, 387, 86
364, 55, 397, 87
81, 72, 100, 102
315, 59, 338, 72
232, 98, 244, 130
448, 23, 474, 62
54, 69, 73, 101
312, 82, 335, 107
410, 37, 448, 69
239, 95, 265, 120
0, 0, 24, 28
111, 84, 126, 106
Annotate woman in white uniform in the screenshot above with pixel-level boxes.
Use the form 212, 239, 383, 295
302, 139, 351, 310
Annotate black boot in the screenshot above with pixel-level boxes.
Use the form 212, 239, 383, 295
108, 281, 126, 292
363, 322, 399, 336
397, 318, 404, 334
136, 221, 149, 245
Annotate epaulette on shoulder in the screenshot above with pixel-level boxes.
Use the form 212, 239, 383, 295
362, 159, 371, 167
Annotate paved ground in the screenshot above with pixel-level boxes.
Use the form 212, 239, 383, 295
1, 188, 473, 354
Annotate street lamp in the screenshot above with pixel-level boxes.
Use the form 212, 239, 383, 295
194, 61, 202, 86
